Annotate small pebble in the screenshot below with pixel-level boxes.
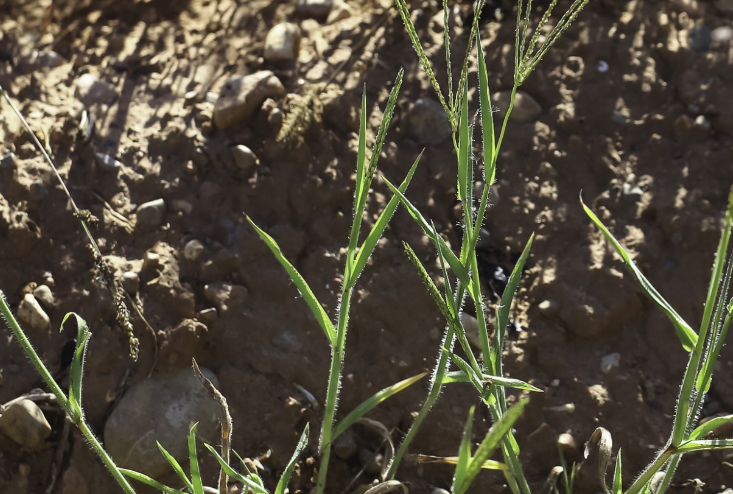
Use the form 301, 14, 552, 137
170, 199, 193, 214
459, 312, 481, 349
327, 0, 353, 23
214, 71, 286, 129
75, 73, 117, 105
0, 152, 16, 169
142, 251, 160, 271
538, 299, 559, 316
0, 399, 52, 451
183, 239, 205, 261
37, 50, 64, 68
431, 489, 450, 494
597, 60, 609, 73
264, 23, 301, 62
333, 429, 358, 459
406, 98, 452, 145
689, 24, 712, 52
95, 152, 123, 171
136, 199, 167, 230
557, 433, 578, 459
32, 285, 54, 309
622, 182, 643, 203
198, 308, 218, 322
551, 379, 561, 387
18, 293, 50, 331
493, 90, 542, 123
296, 0, 333, 18
29, 181, 48, 201
359, 450, 384, 476
601, 353, 621, 374
712, 26, 733, 42
546, 403, 576, 413
271, 329, 302, 352
120, 272, 140, 294
231, 144, 259, 172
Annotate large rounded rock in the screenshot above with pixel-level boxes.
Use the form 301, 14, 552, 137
17, 293, 50, 331
104, 367, 221, 479
0, 399, 52, 451
214, 71, 286, 129
264, 23, 301, 61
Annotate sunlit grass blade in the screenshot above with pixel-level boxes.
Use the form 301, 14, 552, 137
612, 449, 622, 494
246, 216, 336, 346
413, 454, 507, 470
348, 152, 422, 288
453, 406, 475, 492
393, 0, 449, 117
120, 469, 187, 494
332, 372, 427, 440
157, 442, 194, 492
676, 438, 733, 453
442, 370, 542, 392
233, 450, 268, 491
477, 29, 495, 183
697, 308, 732, 394
275, 424, 310, 494
457, 86, 470, 211
188, 424, 204, 494
205, 444, 269, 494
494, 234, 534, 376
383, 177, 472, 290
353, 88, 368, 222
443, 347, 484, 392
403, 242, 456, 324
689, 414, 733, 440
581, 198, 697, 352
455, 398, 529, 494
453, 0, 486, 116
432, 220, 455, 307
442, 0, 453, 107
60, 313, 91, 419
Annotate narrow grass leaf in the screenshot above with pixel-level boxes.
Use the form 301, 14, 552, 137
275, 423, 310, 494
453, 0, 485, 114
453, 406, 475, 492
612, 449, 622, 494
61, 313, 91, 418
205, 444, 269, 494
442, 0, 453, 107
676, 438, 733, 453
698, 310, 733, 394
583, 427, 613, 494
690, 414, 733, 440
456, 398, 528, 494
442, 371, 541, 392
581, 198, 697, 351
443, 347, 484, 393
403, 242, 455, 323
349, 152, 422, 288
413, 454, 506, 470
247, 216, 335, 346
157, 442, 194, 492
353, 88, 368, 221
494, 234, 534, 372
477, 29, 495, 183
333, 373, 427, 440
120, 469, 187, 494
188, 424, 204, 494
432, 221, 455, 306
457, 87, 470, 206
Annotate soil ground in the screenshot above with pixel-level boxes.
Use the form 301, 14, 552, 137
1, 0, 733, 493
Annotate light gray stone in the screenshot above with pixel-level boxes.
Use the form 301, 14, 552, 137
214, 71, 286, 129
18, 293, 50, 331
203, 282, 248, 314
0, 399, 52, 451
601, 353, 621, 374
231, 144, 259, 172
264, 23, 301, 61
296, 0, 333, 18
121, 272, 140, 294
95, 153, 123, 171
406, 98, 452, 145
0, 152, 16, 169
136, 199, 167, 229
493, 90, 542, 123
75, 74, 117, 106
32, 285, 54, 309
183, 239, 205, 261
37, 50, 64, 68
104, 367, 221, 479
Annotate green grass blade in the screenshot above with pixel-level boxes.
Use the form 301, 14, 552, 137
442, 370, 541, 392
205, 444, 269, 494
332, 373, 427, 440
246, 216, 336, 346
414, 454, 506, 471
456, 398, 529, 494
349, 152, 422, 288
393, 0, 449, 116
689, 414, 733, 440
443, 347, 484, 392
61, 313, 91, 418
612, 449, 622, 494
676, 438, 733, 453
366, 70, 403, 187
494, 234, 534, 375
353, 87, 368, 223
403, 242, 456, 324
383, 177, 472, 289
120, 469, 187, 494
188, 424, 204, 494
457, 86, 470, 209
157, 442, 194, 492
697, 308, 733, 394
453, 406, 475, 492
453, 0, 485, 116
476, 29, 495, 184
442, 0, 453, 108
275, 424, 310, 494
432, 220, 455, 306
581, 197, 697, 351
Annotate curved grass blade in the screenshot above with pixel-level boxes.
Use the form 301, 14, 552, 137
442, 370, 541, 392
584, 427, 613, 494
612, 449, 622, 494
61, 313, 91, 419
233, 450, 267, 490
689, 414, 733, 440
348, 152, 422, 288
353, 88, 368, 225
455, 398, 529, 494
457, 87, 470, 208
246, 216, 336, 346
275, 424, 310, 494
676, 438, 733, 453
581, 197, 697, 351
120, 469, 187, 494
188, 424, 204, 494
477, 29, 495, 183
403, 242, 455, 323
453, 406, 475, 492
443, 347, 483, 393
205, 444, 269, 494
412, 454, 507, 471
157, 441, 194, 492
333, 373, 427, 440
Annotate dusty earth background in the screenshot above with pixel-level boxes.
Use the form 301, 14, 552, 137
1, 0, 733, 492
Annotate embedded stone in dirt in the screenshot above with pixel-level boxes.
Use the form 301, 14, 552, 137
0, 399, 52, 451
135, 198, 167, 230
406, 98, 452, 145
214, 71, 286, 129
120, 271, 140, 294
327, 0, 353, 23
17, 293, 50, 331
264, 23, 301, 62
296, 0, 333, 19
231, 144, 259, 172
94, 152, 123, 172
32, 285, 54, 309
203, 282, 248, 314
492, 90, 542, 123
104, 367, 221, 479
75, 73, 117, 106
29, 181, 47, 201
183, 239, 205, 261
600, 352, 621, 374
37, 50, 64, 68
333, 428, 358, 459
0, 152, 16, 169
